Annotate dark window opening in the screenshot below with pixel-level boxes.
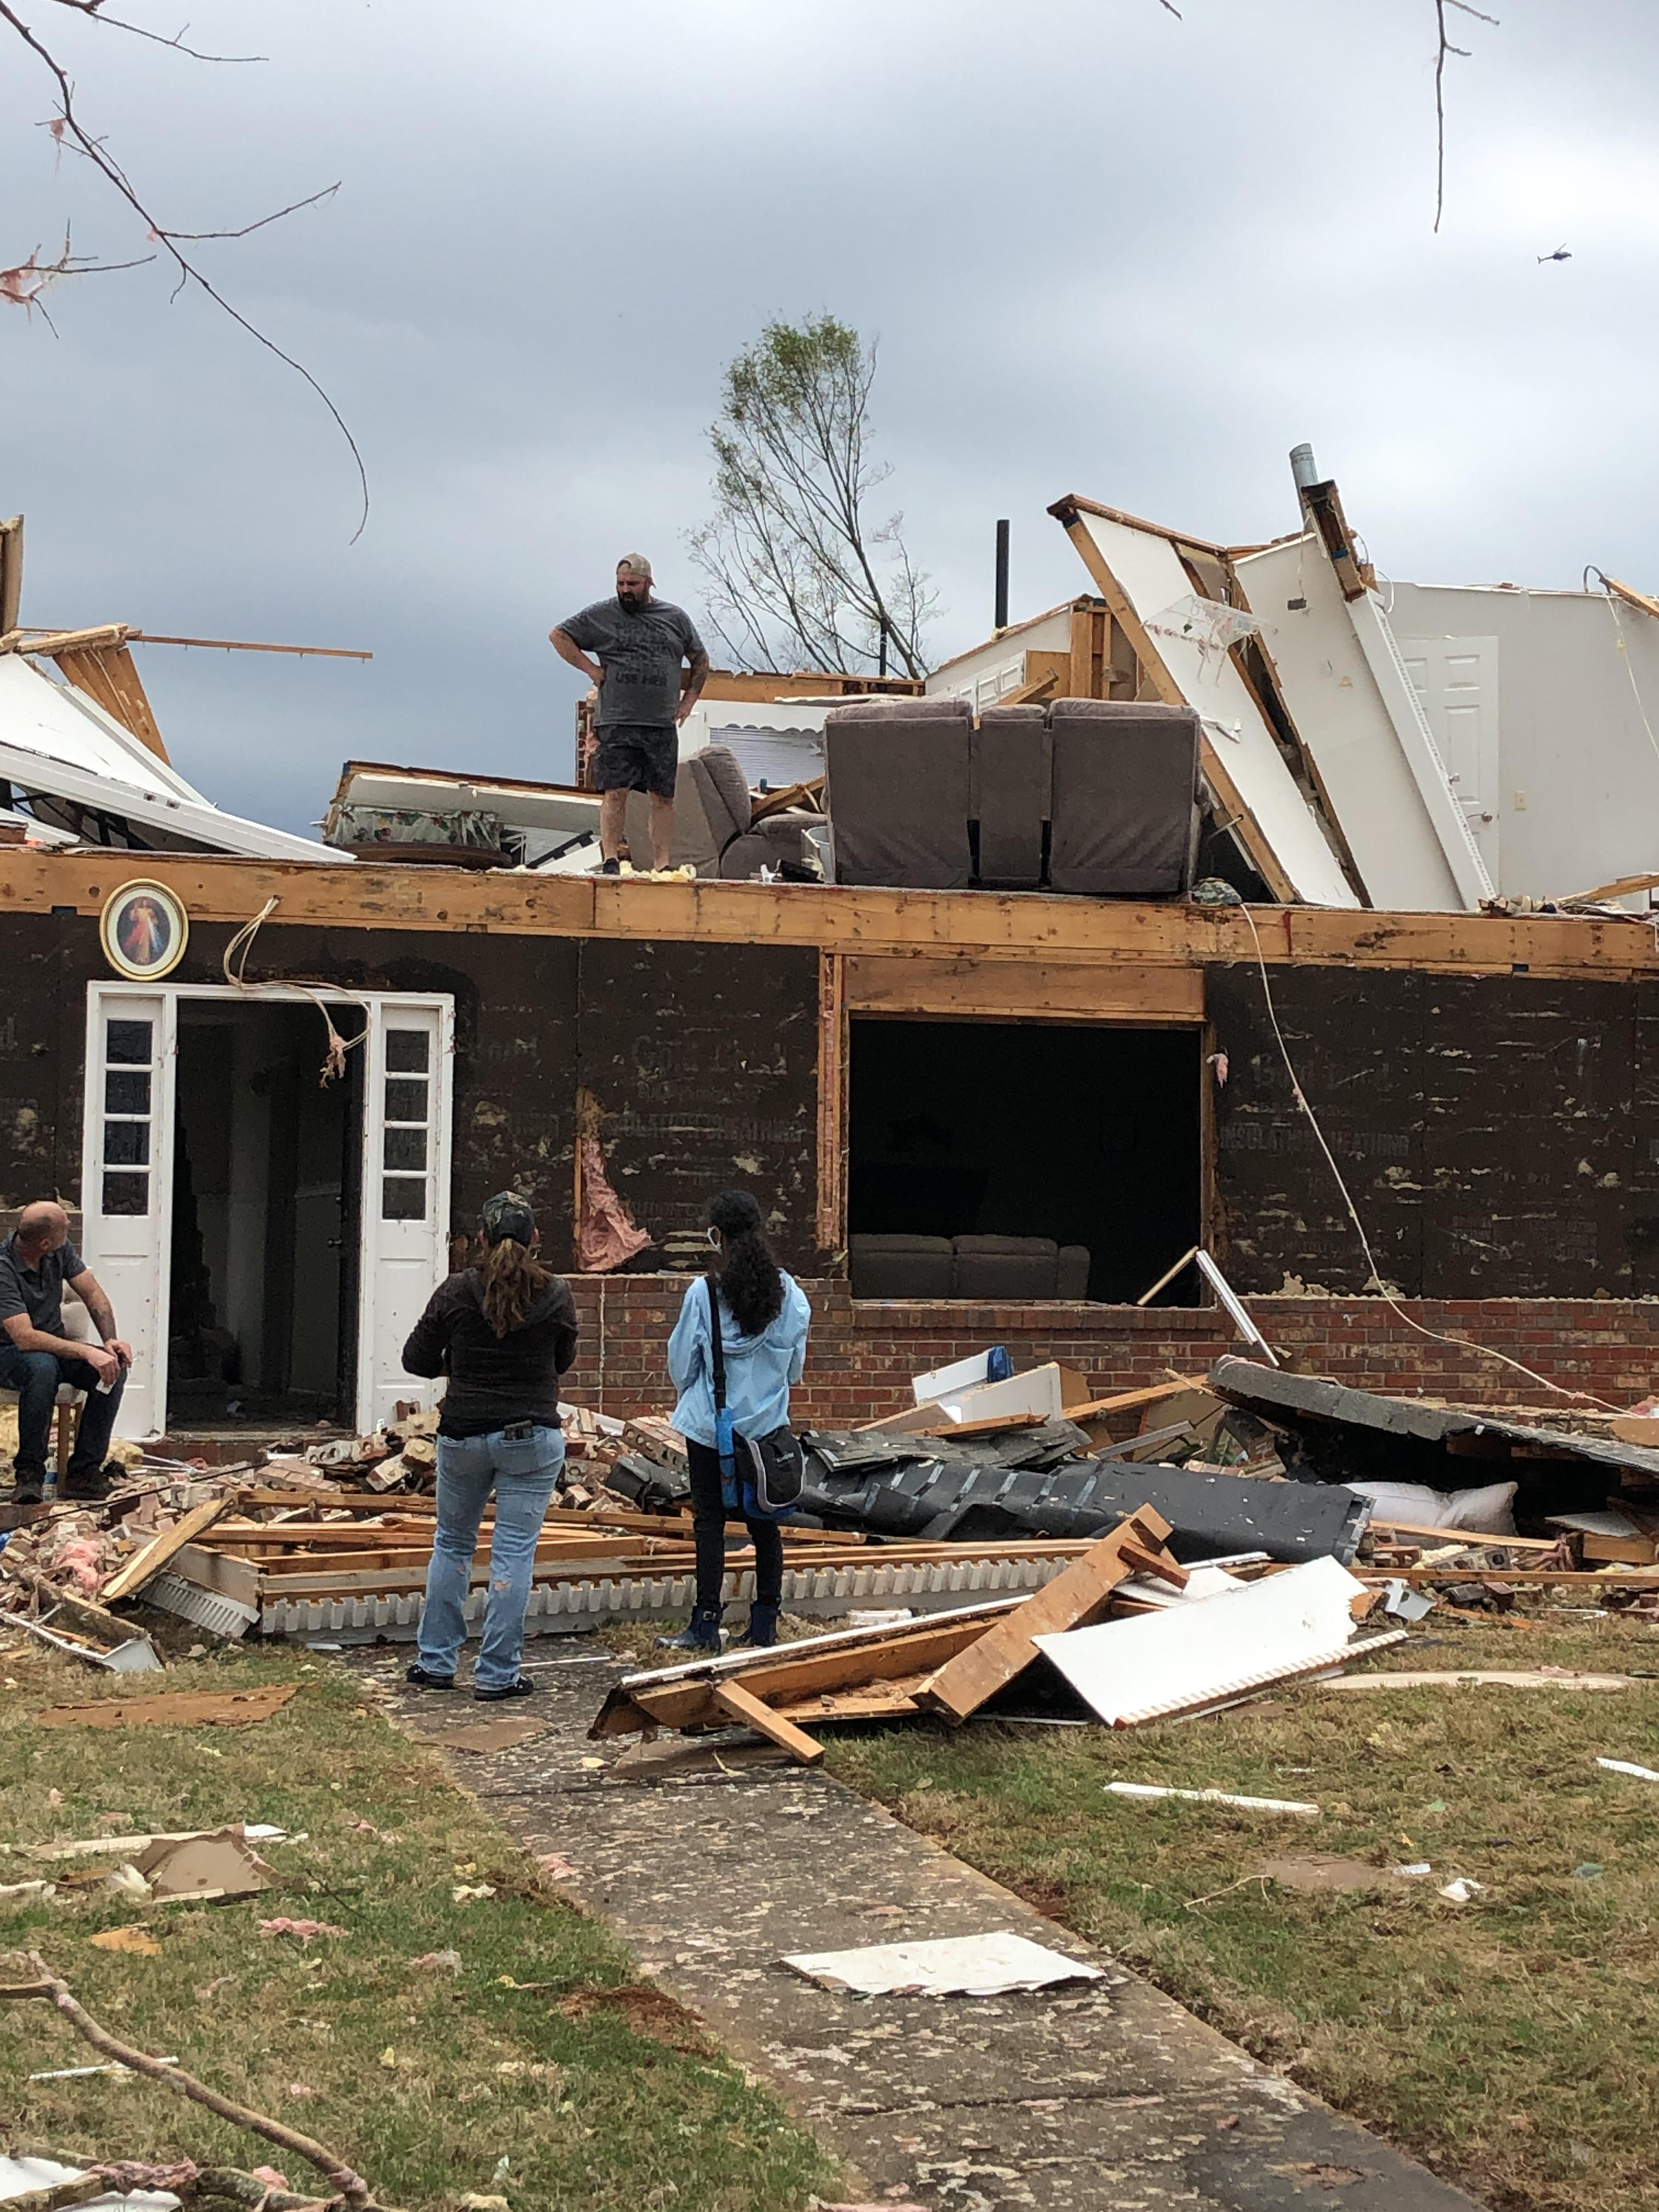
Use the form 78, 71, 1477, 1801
168, 1002, 364, 1425
848, 1018, 1202, 1305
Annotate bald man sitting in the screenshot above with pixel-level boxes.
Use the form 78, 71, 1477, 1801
0, 1202, 133, 1505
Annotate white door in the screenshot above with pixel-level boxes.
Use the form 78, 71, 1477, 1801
80, 989, 176, 1440
1399, 636, 1502, 881
356, 998, 454, 1432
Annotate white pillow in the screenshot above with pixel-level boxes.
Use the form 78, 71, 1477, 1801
1346, 1479, 1517, 1537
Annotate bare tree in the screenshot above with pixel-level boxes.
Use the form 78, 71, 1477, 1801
1, 1, 366, 533
688, 314, 939, 680
1434, 0, 1499, 233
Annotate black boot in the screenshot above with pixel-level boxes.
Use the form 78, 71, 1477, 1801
655, 1605, 723, 1654
736, 1602, 780, 1649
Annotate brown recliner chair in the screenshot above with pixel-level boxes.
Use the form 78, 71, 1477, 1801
1047, 698, 1201, 898
623, 746, 826, 878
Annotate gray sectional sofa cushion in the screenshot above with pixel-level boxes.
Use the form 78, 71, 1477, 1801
850, 1233, 1092, 1300
824, 696, 973, 889
1047, 698, 1200, 898
971, 704, 1048, 889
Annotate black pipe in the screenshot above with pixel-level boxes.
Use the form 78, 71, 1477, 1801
994, 518, 1009, 630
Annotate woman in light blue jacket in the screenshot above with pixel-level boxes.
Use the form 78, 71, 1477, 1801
658, 1188, 811, 1654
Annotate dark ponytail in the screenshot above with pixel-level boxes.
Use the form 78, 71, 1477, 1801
710, 1188, 784, 1338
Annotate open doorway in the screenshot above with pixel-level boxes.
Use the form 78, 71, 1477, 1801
848, 1018, 1202, 1304
167, 1001, 365, 1424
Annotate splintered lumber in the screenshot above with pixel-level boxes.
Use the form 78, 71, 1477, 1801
99, 1496, 229, 1605
713, 1679, 825, 1765
590, 1600, 1020, 1739
920, 1508, 1183, 1724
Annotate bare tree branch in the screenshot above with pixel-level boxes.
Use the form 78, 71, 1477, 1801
154, 182, 340, 242
43, 0, 266, 61
1435, 0, 1498, 232
0, 2, 368, 537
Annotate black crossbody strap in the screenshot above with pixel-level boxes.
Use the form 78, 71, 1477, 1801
706, 1273, 726, 1413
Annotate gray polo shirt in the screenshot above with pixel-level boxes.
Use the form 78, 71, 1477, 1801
557, 595, 704, 729
0, 1234, 85, 1338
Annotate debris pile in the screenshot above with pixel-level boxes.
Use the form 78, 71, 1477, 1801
589, 1509, 1407, 1764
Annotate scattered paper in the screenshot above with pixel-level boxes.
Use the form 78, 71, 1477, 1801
135, 1830, 268, 1903
29, 2058, 179, 2082
1390, 1861, 1432, 1878
89, 1926, 161, 1955
1106, 1782, 1319, 1816
452, 1883, 496, 1904
783, 1929, 1104, 1999
1437, 1877, 1484, 1904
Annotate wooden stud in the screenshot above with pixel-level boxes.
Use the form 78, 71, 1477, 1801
816, 949, 847, 1251
712, 1678, 825, 1764
53, 644, 171, 762
919, 1510, 1178, 1724
99, 1496, 230, 1605
844, 952, 1203, 1024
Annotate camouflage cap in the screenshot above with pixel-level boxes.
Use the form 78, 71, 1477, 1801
481, 1189, 536, 1246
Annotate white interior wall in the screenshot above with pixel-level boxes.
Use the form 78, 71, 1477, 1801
1388, 583, 1659, 899
1234, 538, 1466, 911
924, 607, 1075, 708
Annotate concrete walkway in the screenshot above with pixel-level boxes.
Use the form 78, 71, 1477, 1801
353, 1644, 1482, 2212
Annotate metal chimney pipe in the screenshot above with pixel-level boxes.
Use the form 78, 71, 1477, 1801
994, 518, 1010, 631
1289, 443, 1321, 493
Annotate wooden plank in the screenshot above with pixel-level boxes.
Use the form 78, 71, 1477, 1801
1358, 1566, 1659, 1588
606, 1608, 1020, 1735
920, 1510, 1177, 1724
817, 948, 846, 1250
1364, 1519, 1565, 1553
55, 643, 170, 761
713, 1678, 825, 1765
1, 848, 1655, 981
844, 953, 1204, 1024
100, 1496, 230, 1605
168, 1543, 262, 1611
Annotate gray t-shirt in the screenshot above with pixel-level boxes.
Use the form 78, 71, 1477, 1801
558, 595, 705, 729
0, 1234, 86, 1337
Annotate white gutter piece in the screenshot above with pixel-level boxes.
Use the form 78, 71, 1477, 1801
0, 733, 348, 862
0, 652, 206, 803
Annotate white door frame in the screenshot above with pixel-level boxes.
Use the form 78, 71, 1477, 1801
80, 981, 455, 1439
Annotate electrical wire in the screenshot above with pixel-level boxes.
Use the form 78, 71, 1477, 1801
1237, 904, 1622, 1412
221, 895, 369, 1085
1588, 573, 1659, 780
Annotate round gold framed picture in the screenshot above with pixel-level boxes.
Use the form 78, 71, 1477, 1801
99, 879, 189, 982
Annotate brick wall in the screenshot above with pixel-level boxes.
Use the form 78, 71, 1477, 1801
562, 1274, 1659, 1424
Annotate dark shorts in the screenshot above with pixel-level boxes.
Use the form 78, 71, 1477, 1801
591, 723, 679, 800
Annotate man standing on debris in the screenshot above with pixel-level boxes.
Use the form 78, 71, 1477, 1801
549, 554, 710, 874
401, 1190, 579, 1701
0, 1201, 132, 1505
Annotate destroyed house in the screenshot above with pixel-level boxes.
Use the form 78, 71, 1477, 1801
7, 475, 1659, 1447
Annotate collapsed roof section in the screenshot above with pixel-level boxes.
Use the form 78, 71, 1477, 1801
0, 647, 346, 864
1048, 479, 1494, 912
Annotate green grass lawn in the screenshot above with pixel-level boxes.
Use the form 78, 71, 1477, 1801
0, 1634, 834, 2212
823, 1611, 1659, 2212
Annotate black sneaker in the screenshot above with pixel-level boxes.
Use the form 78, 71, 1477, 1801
405, 1663, 456, 1690
60, 1467, 116, 1503
9, 1479, 44, 1508
599, 857, 621, 876
473, 1675, 536, 1702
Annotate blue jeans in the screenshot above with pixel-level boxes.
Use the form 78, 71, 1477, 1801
417, 1425, 565, 1689
0, 1342, 126, 1483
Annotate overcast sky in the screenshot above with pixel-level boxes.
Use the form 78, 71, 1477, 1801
2, 0, 1652, 833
